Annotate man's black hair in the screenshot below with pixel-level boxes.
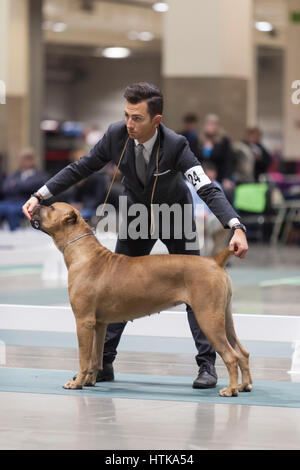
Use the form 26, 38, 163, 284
124, 82, 163, 119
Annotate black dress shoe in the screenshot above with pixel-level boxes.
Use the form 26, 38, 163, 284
73, 363, 115, 382
192, 363, 218, 389
96, 363, 114, 382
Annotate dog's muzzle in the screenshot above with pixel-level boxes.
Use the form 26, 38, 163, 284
30, 219, 41, 230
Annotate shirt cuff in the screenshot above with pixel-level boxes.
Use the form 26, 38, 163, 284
37, 185, 53, 200
228, 218, 240, 229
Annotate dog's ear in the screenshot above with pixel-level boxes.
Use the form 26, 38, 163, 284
63, 210, 78, 225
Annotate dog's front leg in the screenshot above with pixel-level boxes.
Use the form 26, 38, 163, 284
64, 317, 96, 390
84, 322, 107, 386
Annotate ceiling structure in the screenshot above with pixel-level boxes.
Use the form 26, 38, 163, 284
43, 0, 163, 55
43, 0, 290, 57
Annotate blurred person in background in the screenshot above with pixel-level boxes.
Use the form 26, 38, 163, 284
244, 127, 272, 182
232, 140, 255, 184
65, 149, 108, 221
84, 128, 124, 211
178, 113, 200, 158
0, 153, 6, 201
0, 149, 47, 231
198, 114, 235, 201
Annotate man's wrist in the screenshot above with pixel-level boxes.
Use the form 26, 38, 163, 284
31, 192, 43, 203
232, 223, 247, 234
228, 218, 240, 229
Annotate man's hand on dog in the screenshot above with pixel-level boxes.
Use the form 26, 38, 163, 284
22, 196, 39, 220
229, 229, 248, 259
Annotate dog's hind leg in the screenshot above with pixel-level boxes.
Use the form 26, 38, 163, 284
64, 315, 96, 389
225, 296, 253, 392
191, 306, 240, 397
84, 322, 107, 387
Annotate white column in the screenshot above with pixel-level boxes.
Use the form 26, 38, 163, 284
0, 0, 30, 171
163, 0, 252, 79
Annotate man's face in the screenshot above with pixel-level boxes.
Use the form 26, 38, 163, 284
125, 100, 161, 143
249, 130, 260, 144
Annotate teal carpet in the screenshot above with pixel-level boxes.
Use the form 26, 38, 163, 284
0, 368, 300, 408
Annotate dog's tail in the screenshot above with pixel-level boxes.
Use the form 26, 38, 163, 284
214, 247, 233, 268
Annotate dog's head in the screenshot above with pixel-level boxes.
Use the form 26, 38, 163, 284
31, 202, 81, 238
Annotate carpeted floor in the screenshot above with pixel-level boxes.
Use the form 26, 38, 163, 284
1, 367, 300, 408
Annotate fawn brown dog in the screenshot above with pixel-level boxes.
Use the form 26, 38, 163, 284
31, 202, 252, 397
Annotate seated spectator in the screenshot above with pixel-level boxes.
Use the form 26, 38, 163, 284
0, 148, 47, 230
178, 113, 200, 158
244, 127, 272, 181
198, 114, 235, 200
0, 153, 6, 201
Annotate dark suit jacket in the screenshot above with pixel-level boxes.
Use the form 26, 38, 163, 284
45, 121, 239, 228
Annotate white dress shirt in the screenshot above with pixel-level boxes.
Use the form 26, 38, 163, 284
134, 129, 158, 164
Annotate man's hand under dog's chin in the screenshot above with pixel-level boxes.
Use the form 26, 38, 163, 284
22, 196, 40, 220
229, 230, 248, 259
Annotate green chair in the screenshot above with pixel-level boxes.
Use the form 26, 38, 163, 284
234, 183, 268, 214
234, 183, 269, 241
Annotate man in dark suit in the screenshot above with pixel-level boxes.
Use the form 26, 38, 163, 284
23, 82, 248, 389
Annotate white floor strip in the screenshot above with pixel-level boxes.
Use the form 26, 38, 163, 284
1, 304, 300, 343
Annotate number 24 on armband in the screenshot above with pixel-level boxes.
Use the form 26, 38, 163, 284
187, 171, 201, 187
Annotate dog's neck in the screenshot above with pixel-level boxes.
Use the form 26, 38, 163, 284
53, 224, 112, 267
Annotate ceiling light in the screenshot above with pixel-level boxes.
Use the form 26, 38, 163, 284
152, 2, 169, 13
128, 31, 154, 42
41, 120, 59, 132
52, 22, 67, 33
139, 31, 154, 42
102, 47, 131, 59
255, 21, 273, 32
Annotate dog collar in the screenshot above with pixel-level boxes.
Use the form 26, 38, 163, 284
62, 232, 94, 253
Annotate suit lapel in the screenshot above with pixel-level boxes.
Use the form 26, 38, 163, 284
120, 138, 134, 173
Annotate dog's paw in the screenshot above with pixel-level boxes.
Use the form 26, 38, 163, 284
238, 383, 253, 393
84, 373, 97, 387
63, 380, 83, 390
219, 387, 239, 397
